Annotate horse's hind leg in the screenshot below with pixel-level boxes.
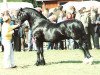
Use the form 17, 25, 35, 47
35, 41, 42, 66
40, 49, 45, 65
36, 50, 41, 66
80, 42, 93, 64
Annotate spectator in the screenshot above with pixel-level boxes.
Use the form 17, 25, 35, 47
47, 12, 58, 50
48, 14, 57, 23
32, 36, 37, 50
0, 11, 4, 52
94, 9, 100, 49
27, 28, 32, 51
9, 10, 21, 51
42, 8, 49, 18
64, 6, 75, 50
89, 7, 98, 49
18, 26, 25, 51
2, 10, 19, 68
47, 42, 54, 50
35, 7, 42, 13
57, 9, 66, 50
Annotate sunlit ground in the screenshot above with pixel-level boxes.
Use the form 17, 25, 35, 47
0, 49, 100, 75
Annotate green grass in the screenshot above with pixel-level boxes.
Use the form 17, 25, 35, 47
0, 49, 100, 75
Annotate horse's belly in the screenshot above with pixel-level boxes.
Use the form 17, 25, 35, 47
44, 33, 65, 42
44, 35, 55, 42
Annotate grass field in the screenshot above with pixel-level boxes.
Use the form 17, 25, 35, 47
0, 49, 100, 75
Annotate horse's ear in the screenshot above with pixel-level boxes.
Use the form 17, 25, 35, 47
20, 8, 23, 11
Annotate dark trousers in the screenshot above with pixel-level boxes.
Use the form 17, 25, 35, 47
94, 25, 100, 49
14, 35, 21, 51
94, 33, 99, 48
47, 42, 54, 50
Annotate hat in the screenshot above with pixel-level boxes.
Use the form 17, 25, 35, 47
66, 6, 75, 14
3, 15, 11, 22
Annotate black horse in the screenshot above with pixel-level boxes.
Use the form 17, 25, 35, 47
17, 7, 93, 66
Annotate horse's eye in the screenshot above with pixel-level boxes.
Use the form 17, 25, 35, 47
17, 12, 23, 20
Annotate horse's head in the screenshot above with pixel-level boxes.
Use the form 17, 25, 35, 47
17, 8, 49, 27
17, 8, 31, 26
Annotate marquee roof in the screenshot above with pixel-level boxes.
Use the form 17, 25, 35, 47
62, 1, 100, 11
0, 2, 33, 10
36, 0, 57, 1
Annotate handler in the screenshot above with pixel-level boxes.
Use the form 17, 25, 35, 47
2, 10, 20, 68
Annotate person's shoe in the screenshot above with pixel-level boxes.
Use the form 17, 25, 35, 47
11, 65, 17, 68
27, 49, 32, 51
4, 65, 17, 69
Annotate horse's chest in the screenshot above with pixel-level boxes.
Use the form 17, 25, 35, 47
33, 28, 53, 40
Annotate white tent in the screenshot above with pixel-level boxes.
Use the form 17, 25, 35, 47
62, 1, 100, 11
0, 2, 34, 10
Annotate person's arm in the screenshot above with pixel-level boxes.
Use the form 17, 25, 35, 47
8, 24, 20, 31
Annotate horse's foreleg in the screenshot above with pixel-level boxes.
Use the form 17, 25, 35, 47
40, 42, 45, 65
35, 41, 41, 66
81, 42, 93, 64
40, 49, 45, 65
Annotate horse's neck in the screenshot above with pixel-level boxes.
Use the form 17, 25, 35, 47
32, 16, 49, 27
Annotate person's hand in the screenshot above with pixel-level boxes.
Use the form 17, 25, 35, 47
11, 30, 14, 34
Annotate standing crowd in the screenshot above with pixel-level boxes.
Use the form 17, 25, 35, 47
42, 5, 100, 50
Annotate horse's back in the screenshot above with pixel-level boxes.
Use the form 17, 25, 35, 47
58, 19, 85, 39
58, 19, 84, 29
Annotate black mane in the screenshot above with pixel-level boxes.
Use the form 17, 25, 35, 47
23, 7, 48, 20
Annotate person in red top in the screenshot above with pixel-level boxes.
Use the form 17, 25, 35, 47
65, 6, 76, 20
66, 12, 73, 20
64, 6, 76, 50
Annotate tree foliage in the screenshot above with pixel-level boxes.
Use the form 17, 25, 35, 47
22, 0, 33, 3
22, 0, 42, 7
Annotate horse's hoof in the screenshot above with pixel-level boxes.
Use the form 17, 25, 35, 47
41, 59, 46, 65
83, 57, 93, 65
35, 61, 41, 66
35, 63, 39, 66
